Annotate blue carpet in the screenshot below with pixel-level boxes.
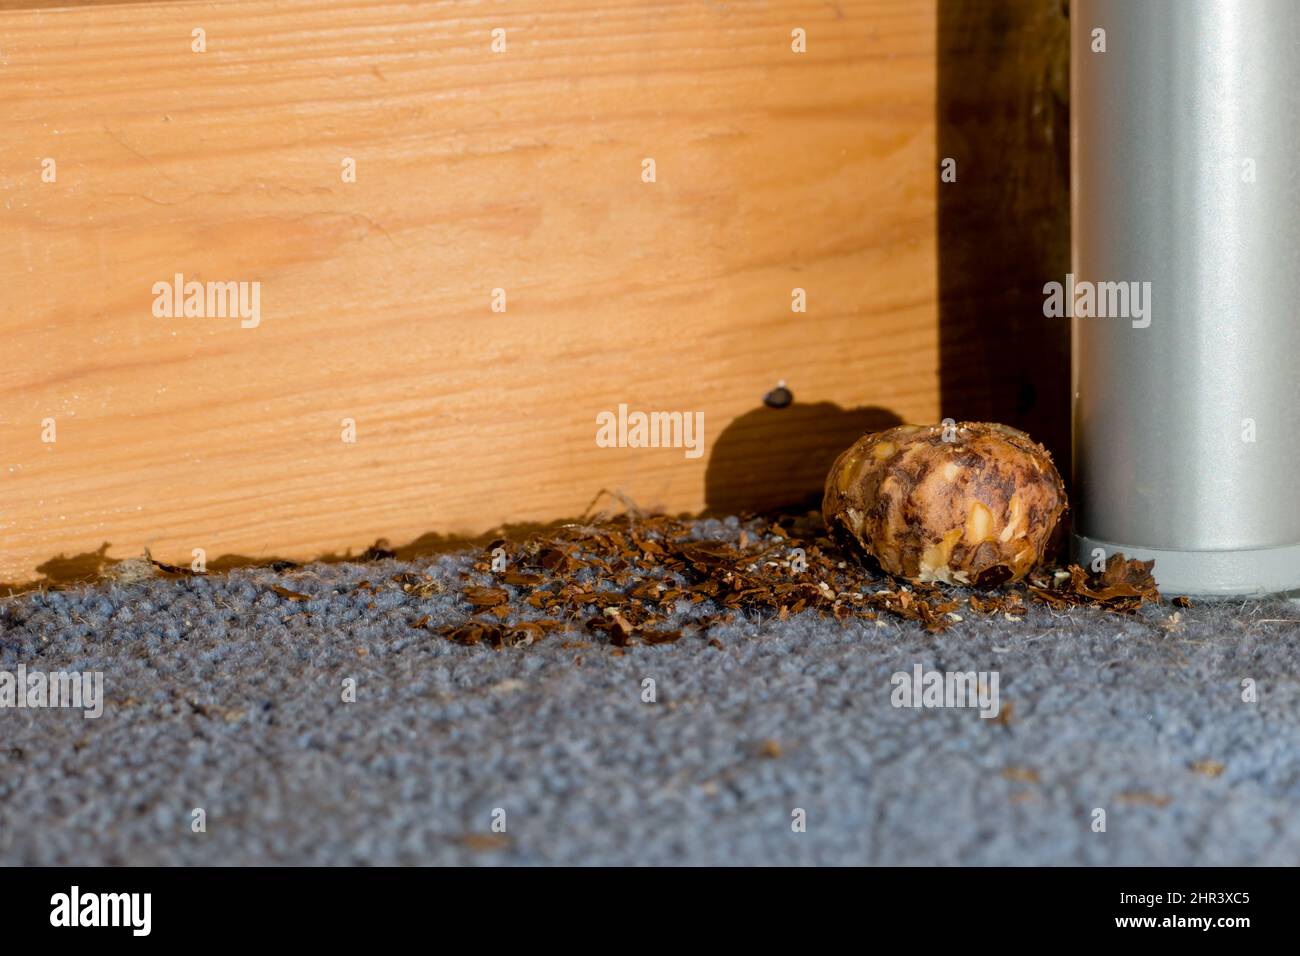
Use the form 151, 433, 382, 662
2, 517, 1298, 865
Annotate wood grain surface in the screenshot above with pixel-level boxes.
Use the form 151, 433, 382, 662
0, 0, 938, 585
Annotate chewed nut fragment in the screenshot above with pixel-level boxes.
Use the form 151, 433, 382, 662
964, 501, 992, 544
999, 495, 1026, 542
822, 421, 1068, 586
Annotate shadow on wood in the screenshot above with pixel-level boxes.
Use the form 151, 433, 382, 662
937, 0, 1071, 472
704, 402, 903, 517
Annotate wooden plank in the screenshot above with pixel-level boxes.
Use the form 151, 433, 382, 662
0, 0, 938, 586
937, 0, 1071, 469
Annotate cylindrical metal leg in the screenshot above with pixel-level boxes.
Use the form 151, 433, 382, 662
1072, 0, 1300, 596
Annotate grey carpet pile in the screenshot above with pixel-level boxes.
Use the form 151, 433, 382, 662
2, 516, 1298, 866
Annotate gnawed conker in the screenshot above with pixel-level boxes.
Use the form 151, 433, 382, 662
823, 422, 1067, 586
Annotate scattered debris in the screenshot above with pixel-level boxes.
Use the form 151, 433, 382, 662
463, 586, 508, 609
1026, 555, 1161, 613
1002, 766, 1039, 784
392, 572, 443, 598
310, 512, 1167, 651
145, 548, 201, 577
1118, 791, 1172, 807
459, 833, 511, 852
102, 556, 158, 585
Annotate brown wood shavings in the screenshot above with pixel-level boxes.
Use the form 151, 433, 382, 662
339, 514, 1168, 650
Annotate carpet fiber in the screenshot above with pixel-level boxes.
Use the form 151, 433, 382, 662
2, 517, 1298, 865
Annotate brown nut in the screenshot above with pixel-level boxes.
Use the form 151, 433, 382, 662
823, 421, 1068, 586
